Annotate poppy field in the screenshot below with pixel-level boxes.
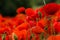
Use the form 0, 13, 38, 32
0, 3, 60, 40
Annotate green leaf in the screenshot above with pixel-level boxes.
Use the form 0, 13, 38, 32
30, 33, 34, 40
38, 12, 42, 19
44, 26, 48, 31
39, 32, 44, 40
14, 34, 18, 40
2, 34, 6, 40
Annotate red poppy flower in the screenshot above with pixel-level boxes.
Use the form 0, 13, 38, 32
37, 18, 47, 29
16, 14, 26, 21
40, 3, 60, 16
53, 22, 60, 33
34, 8, 40, 18
32, 26, 46, 34
16, 7, 25, 14
25, 8, 40, 21
47, 35, 55, 40
0, 27, 11, 35
55, 35, 60, 40
15, 22, 29, 31
0, 37, 2, 40
55, 10, 60, 19
25, 8, 35, 16
52, 10, 60, 23
26, 16, 35, 22
13, 29, 22, 40
28, 21, 36, 27
47, 35, 60, 40
13, 29, 27, 40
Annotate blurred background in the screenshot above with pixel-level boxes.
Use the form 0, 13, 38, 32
0, 0, 60, 17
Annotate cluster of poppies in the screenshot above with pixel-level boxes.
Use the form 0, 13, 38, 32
0, 3, 60, 40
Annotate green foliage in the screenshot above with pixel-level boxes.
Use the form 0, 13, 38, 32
0, 0, 31, 17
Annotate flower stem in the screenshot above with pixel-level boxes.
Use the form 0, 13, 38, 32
43, 0, 46, 5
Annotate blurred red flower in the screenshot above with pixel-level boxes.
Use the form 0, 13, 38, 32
16, 7, 25, 14
53, 22, 60, 33
40, 3, 60, 16
25, 8, 35, 16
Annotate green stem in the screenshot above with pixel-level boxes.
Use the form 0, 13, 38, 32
43, 0, 46, 5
